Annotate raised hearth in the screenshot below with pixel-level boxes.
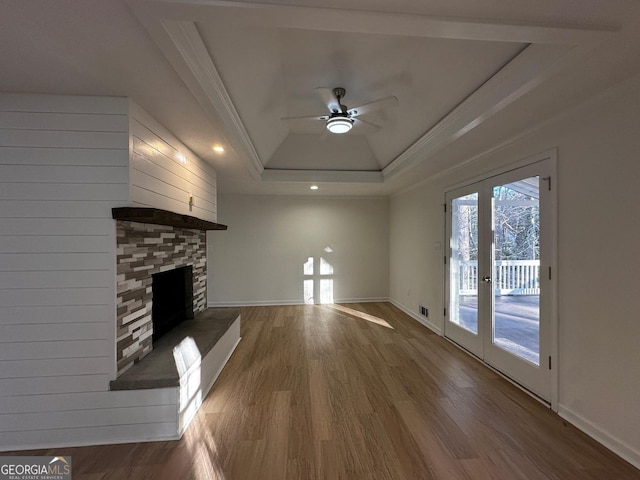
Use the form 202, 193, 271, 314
110, 307, 240, 390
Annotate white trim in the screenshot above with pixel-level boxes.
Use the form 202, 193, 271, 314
129, 0, 616, 187
393, 73, 640, 199
558, 405, 640, 470
128, 1, 614, 45
160, 20, 263, 179
218, 192, 388, 201
389, 298, 442, 335
442, 154, 558, 408
208, 297, 389, 308
383, 44, 571, 180
262, 169, 383, 184
445, 148, 556, 192
1, 431, 181, 454
547, 154, 559, 411
209, 300, 301, 307
209, 297, 444, 333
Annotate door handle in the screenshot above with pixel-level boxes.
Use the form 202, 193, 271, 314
482, 276, 492, 283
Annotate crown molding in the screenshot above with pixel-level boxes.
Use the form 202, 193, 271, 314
160, 20, 264, 179
130, 1, 615, 45
261, 169, 383, 184
382, 42, 575, 179
129, 0, 617, 186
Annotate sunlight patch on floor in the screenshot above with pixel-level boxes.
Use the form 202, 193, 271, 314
324, 304, 394, 329
184, 415, 226, 479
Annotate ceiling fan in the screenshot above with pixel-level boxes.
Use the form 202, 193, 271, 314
281, 87, 398, 134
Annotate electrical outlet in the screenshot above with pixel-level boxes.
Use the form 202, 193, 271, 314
419, 305, 429, 317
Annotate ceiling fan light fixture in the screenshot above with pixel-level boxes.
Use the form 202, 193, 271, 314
326, 117, 353, 134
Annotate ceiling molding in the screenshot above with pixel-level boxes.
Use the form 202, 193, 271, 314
262, 169, 383, 184
131, 1, 615, 45
129, 0, 617, 185
128, 0, 264, 179
383, 42, 574, 179
160, 19, 264, 178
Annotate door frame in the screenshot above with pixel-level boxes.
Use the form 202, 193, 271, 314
444, 183, 484, 357
443, 149, 558, 411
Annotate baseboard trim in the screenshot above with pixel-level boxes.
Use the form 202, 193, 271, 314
208, 297, 390, 308
0, 431, 181, 453
389, 298, 442, 335
558, 405, 640, 470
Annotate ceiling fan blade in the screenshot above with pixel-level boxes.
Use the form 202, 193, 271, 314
316, 87, 342, 114
347, 95, 398, 117
353, 117, 381, 131
281, 114, 328, 122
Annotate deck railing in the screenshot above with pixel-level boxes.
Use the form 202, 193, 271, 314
456, 260, 540, 295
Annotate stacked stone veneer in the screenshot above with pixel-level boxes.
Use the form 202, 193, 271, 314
115, 220, 207, 375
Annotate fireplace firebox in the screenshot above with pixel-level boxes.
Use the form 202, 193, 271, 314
151, 266, 194, 343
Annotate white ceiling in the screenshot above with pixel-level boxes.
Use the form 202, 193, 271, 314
3, 0, 640, 196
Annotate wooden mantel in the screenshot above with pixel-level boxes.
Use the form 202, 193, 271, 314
112, 207, 227, 231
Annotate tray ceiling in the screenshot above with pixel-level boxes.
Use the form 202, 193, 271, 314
3, 0, 638, 195
129, 0, 614, 190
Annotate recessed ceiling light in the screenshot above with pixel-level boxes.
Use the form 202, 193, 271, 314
310, 185, 319, 190
213, 145, 225, 153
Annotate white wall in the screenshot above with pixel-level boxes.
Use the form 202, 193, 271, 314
129, 103, 217, 222
389, 76, 640, 467
0, 93, 218, 450
0, 92, 126, 426
389, 182, 444, 334
208, 195, 389, 305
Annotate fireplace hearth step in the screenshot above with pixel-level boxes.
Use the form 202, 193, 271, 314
110, 307, 240, 391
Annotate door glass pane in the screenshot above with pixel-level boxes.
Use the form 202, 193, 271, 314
492, 177, 540, 365
450, 193, 479, 334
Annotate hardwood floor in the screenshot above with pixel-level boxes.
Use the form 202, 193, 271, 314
6, 303, 639, 479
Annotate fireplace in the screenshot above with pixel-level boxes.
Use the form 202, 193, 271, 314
152, 266, 194, 343
114, 219, 208, 376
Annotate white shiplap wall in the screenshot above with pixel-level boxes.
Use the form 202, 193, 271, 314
0, 94, 126, 404
0, 93, 221, 450
129, 103, 217, 223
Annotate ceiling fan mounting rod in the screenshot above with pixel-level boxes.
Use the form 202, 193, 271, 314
333, 87, 346, 100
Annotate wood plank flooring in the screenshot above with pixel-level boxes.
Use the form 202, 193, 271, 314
5, 303, 639, 479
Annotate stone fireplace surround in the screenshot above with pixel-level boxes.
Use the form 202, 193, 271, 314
115, 219, 207, 376
110, 208, 240, 436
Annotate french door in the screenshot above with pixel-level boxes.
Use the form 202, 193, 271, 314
445, 159, 555, 403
